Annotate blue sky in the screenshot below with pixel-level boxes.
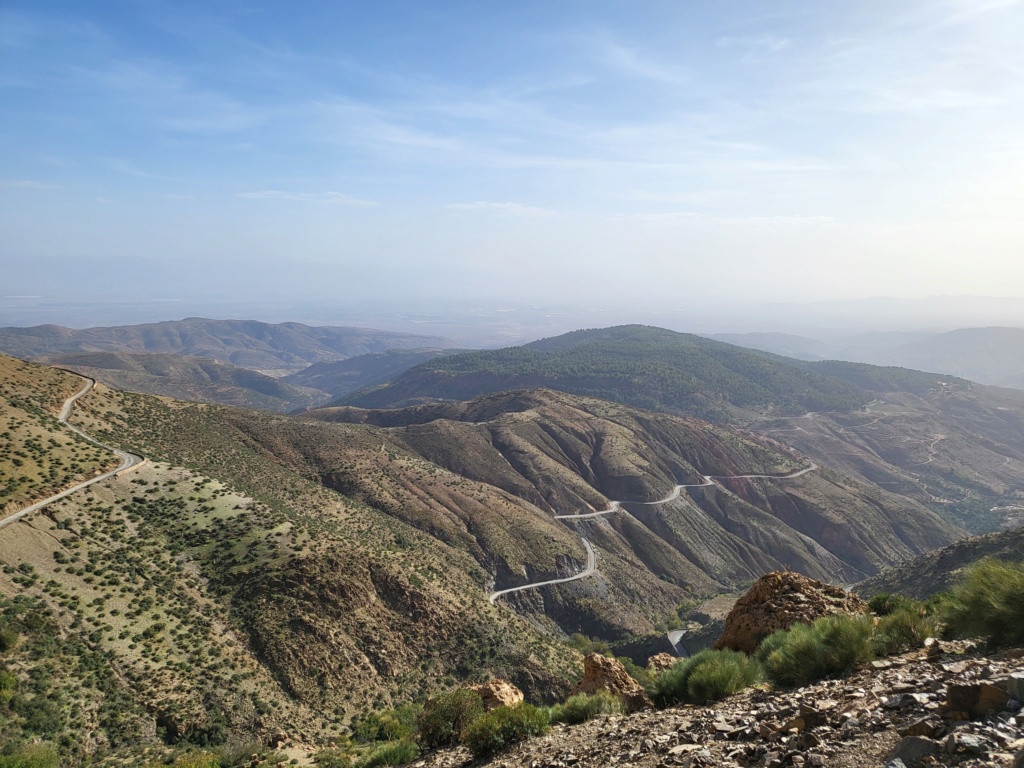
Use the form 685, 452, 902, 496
3, 0, 1024, 322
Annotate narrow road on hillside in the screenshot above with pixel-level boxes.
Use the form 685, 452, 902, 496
488, 462, 818, 603
0, 375, 144, 530
488, 538, 596, 604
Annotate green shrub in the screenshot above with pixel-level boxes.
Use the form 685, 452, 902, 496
416, 689, 485, 748
756, 613, 874, 688
463, 704, 549, 759
353, 740, 420, 768
312, 747, 354, 768
942, 558, 1024, 647
872, 606, 938, 656
650, 649, 762, 708
547, 690, 625, 725
867, 592, 917, 617
352, 704, 420, 743
0, 744, 59, 768
171, 752, 221, 768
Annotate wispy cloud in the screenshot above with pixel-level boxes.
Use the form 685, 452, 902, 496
716, 34, 791, 53
599, 42, 684, 84
236, 190, 377, 205
0, 179, 61, 190
446, 202, 554, 217
612, 211, 835, 226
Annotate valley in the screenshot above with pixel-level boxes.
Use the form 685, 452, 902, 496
1, 322, 1022, 763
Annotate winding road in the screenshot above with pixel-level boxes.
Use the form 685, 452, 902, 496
487, 462, 818, 603
0, 375, 144, 531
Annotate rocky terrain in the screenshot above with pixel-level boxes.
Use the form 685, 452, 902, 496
410, 642, 1024, 768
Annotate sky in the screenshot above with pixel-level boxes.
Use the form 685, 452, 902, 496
3, 0, 1024, 330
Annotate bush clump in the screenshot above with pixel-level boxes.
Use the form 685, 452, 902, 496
650, 649, 762, 708
547, 690, 625, 724
463, 704, 549, 759
353, 740, 420, 768
942, 557, 1024, 647
756, 613, 874, 688
867, 592, 917, 617
416, 689, 485, 749
872, 605, 938, 656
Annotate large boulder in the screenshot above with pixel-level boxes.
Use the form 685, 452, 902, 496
466, 679, 524, 711
714, 571, 867, 654
571, 653, 652, 712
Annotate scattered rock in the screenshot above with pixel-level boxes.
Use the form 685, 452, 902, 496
714, 571, 868, 654
466, 679, 524, 711
945, 680, 1010, 720
923, 637, 942, 660
885, 735, 940, 767
572, 652, 653, 712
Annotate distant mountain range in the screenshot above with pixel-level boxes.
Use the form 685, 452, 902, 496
709, 326, 1024, 390
0, 317, 457, 373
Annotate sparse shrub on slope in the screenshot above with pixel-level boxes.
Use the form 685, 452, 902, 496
416, 689, 485, 749
756, 614, 874, 688
650, 649, 762, 708
942, 557, 1024, 647
353, 740, 420, 768
463, 704, 549, 759
547, 690, 625, 725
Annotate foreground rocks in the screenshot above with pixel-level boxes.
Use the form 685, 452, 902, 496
715, 571, 868, 654
413, 641, 1023, 768
571, 652, 653, 713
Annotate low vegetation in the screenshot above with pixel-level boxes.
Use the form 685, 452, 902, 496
941, 557, 1024, 647
416, 689, 485, 749
463, 703, 550, 759
546, 690, 625, 725
650, 649, 762, 707
756, 614, 875, 688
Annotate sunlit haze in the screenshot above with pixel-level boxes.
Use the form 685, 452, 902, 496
3, 1, 1024, 340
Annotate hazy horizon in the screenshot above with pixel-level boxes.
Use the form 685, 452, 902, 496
4, 1, 1024, 328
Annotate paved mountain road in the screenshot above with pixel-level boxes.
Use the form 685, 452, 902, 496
0, 375, 144, 531
488, 461, 818, 603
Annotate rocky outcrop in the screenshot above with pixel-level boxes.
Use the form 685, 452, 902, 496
646, 653, 678, 674
571, 653, 652, 712
466, 679, 524, 711
715, 571, 867, 654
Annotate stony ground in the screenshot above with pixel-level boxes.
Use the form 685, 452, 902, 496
411, 642, 1024, 768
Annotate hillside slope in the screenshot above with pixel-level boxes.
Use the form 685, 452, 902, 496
306, 389, 960, 604
752, 362, 1024, 532
0, 357, 119, 515
0, 356, 583, 756
854, 526, 1024, 599
41, 351, 330, 412
286, 348, 457, 400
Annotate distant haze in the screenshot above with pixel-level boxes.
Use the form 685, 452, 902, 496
3, 2, 1024, 332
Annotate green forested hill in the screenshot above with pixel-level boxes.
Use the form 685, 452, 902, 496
343, 325, 871, 422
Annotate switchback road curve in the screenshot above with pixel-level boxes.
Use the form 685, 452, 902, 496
488, 462, 818, 603
0, 375, 144, 530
